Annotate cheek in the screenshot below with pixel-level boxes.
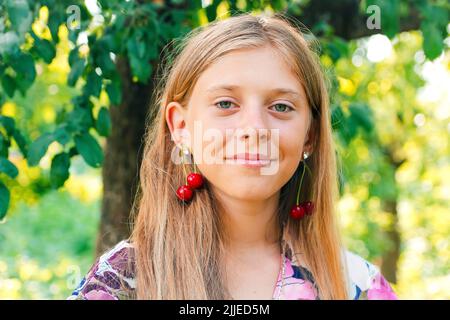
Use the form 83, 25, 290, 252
278, 128, 305, 169
185, 110, 225, 150
272, 126, 305, 186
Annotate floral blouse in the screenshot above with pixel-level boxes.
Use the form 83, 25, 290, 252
67, 240, 398, 300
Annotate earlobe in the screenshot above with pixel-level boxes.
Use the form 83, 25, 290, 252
304, 144, 314, 157
303, 145, 313, 157
165, 101, 187, 145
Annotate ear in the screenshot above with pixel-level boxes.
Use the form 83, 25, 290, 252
303, 119, 316, 155
165, 101, 187, 146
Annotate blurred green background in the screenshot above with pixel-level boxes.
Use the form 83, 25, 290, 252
0, 0, 448, 299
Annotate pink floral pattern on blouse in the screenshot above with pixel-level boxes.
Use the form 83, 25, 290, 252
68, 240, 398, 300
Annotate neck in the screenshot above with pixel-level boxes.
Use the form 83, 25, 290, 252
214, 189, 281, 251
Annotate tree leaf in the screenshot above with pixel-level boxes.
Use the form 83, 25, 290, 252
349, 103, 374, 133
12, 129, 28, 155
96, 107, 111, 137
0, 157, 18, 178
93, 46, 115, 78
339, 116, 357, 146
67, 59, 85, 86
67, 107, 93, 134
368, 0, 399, 38
47, 9, 64, 43
128, 53, 152, 83
74, 132, 104, 168
1, 74, 16, 98
6, 0, 33, 34
205, 0, 221, 22
10, 52, 36, 93
0, 115, 16, 136
50, 152, 70, 188
106, 76, 122, 105
68, 47, 81, 67
0, 181, 10, 220
54, 126, 71, 145
0, 134, 8, 158
27, 132, 55, 166
126, 30, 146, 59
32, 37, 57, 64
421, 22, 444, 60
83, 70, 102, 97
0, 31, 20, 55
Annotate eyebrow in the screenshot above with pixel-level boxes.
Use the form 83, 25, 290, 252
206, 84, 302, 99
206, 84, 240, 93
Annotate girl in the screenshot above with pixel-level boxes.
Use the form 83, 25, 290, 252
68, 13, 397, 300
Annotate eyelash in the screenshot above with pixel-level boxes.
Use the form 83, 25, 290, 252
215, 100, 294, 113
270, 103, 295, 113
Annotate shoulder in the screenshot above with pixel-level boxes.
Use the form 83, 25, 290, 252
67, 240, 136, 300
342, 250, 398, 300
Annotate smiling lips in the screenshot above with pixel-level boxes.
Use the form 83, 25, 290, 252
224, 153, 275, 167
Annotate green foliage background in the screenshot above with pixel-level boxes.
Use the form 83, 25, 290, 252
0, 0, 448, 299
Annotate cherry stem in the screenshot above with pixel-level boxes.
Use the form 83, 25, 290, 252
190, 149, 197, 174
296, 161, 306, 205
193, 155, 197, 174
180, 147, 188, 179
304, 162, 312, 178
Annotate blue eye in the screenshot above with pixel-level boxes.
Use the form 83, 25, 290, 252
216, 101, 235, 109
270, 103, 293, 113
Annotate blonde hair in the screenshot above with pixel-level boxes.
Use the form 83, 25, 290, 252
129, 12, 348, 299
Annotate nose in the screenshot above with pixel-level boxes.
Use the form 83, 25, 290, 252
237, 103, 269, 144
238, 126, 268, 142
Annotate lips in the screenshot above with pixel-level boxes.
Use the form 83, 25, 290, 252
224, 153, 275, 168
229, 153, 270, 161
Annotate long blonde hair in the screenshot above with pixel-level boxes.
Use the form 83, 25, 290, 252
129, 12, 348, 299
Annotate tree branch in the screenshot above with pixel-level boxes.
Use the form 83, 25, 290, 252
290, 0, 421, 40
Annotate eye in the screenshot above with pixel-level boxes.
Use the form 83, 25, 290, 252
215, 100, 236, 110
270, 103, 294, 113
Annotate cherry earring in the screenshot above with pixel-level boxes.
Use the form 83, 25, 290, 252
176, 144, 204, 202
289, 152, 314, 220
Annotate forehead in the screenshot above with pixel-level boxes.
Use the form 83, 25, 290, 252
190, 45, 306, 100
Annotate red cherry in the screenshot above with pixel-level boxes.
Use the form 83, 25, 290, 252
302, 201, 314, 215
176, 185, 193, 201
290, 205, 306, 220
187, 173, 204, 189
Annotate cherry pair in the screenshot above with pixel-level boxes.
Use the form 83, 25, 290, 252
176, 173, 204, 202
290, 201, 314, 219
176, 144, 204, 202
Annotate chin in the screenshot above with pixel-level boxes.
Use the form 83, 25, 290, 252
222, 180, 279, 201
201, 165, 285, 201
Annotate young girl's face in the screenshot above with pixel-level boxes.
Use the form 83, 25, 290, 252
168, 45, 313, 202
